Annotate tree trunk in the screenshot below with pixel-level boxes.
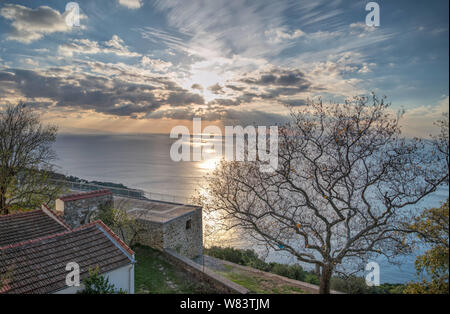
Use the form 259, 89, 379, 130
319, 264, 333, 294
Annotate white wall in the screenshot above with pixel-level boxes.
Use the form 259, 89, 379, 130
54, 264, 134, 294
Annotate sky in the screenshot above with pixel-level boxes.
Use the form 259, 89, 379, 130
0, 0, 448, 136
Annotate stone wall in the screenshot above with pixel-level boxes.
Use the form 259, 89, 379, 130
135, 219, 164, 249
162, 207, 203, 259
164, 249, 248, 294
56, 194, 113, 228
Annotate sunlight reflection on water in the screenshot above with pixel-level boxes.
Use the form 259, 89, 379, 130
54, 133, 448, 283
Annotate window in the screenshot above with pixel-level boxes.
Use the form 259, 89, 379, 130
186, 219, 191, 230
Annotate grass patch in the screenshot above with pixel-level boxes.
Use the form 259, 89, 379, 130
205, 246, 317, 283
218, 270, 305, 294
134, 245, 215, 294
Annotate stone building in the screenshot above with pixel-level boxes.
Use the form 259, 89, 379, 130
55, 190, 113, 228
116, 197, 203, 259
55, 190, 203, 259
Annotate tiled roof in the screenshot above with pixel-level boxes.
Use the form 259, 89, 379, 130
58, 189, 112, 202
41, 204, 72, 230
0, 221, 134, 294
0, 210, 69, 247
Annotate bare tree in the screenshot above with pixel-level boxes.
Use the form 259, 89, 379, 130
198, 95, 449, 294
92, 199, 146, 247
0, 103, 61, 215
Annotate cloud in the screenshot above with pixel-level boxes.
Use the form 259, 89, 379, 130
21, 58, 39, 67
241, 69, 310, 87
402, 95, 449, 137
58, 35, 140, 57
0, 65, 205, 117
191, 84, 203, 92
146, 106, 289, 126
166, 91, 205, 106
208, 83, 225, 94
118, 0, 143, 9
279, 99, 308, 107
141, 56, 172, 71
0, 4, 73, 43
265, 28, 305, 43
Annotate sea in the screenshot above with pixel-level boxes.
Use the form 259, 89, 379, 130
53, 133, 448, 284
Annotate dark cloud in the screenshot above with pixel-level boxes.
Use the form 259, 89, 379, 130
241, 69, 310, 87
0, 67, 204, 116
191, 83, 203, 91
279, 98, 308, 106
225, 84, 246, 91
208, 83, 225, 94
147, 106, 289, 126
0, 4, 72, 43
208, 98, 241, 107
166, 91, 205, 106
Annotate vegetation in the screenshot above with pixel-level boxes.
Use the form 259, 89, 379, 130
404, 199, 449, 294
78, 267, 124, 294
92, 201, 145, 247
330, 276, 404, 294
206, 246, 409, 294
134, 245, 215, 294
205, 246, 316, 284
0, 103, 63, 214
198, 95, 449, 293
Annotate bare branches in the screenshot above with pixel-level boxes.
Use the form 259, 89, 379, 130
0, 103, 60, 214
198, 94, 449, 293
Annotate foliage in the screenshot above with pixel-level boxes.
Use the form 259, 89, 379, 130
0, 103, 62, 214
92, 200, 144, 246
330, 276, 405, 294
78, 267, 124, 294
198, 95, 449, 293
331, 275, 371, 294
404, 199, 449, 294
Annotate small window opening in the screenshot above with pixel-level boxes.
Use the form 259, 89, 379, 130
186, 219, 192, 230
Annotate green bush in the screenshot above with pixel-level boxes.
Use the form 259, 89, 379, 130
331, 276, 371, 294
304, 273, 319, 285
330, 276, 406, 294
78, 267, 125, 294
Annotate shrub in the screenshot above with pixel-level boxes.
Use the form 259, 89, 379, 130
331, 275, 371, 294
78, 267, 125, 294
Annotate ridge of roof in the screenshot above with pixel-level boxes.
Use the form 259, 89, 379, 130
94, 220, 135, 257
58, 189, 112, 202
41, 204, 71, 230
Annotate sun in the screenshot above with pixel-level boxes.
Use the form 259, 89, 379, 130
182, 68, 229, 102
198, 156, 220, 170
